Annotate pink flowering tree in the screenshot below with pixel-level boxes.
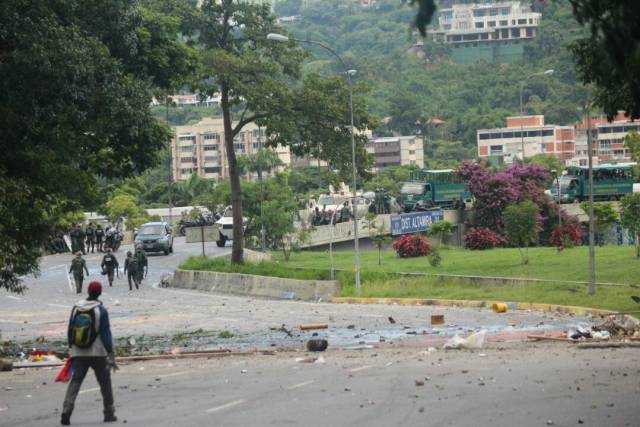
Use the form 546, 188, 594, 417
458, 161, 552, 239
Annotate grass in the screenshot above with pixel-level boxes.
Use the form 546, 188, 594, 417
275, 246, 640, 285
179, 256, 331, 281
179, 247, 640, 312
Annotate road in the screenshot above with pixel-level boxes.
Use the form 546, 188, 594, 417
1, 344, 638, 427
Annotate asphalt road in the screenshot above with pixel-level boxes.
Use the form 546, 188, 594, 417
1, 344, 638, 427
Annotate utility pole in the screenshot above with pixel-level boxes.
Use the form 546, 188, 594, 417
166, 97, 174, 231
586, 103, 596, 295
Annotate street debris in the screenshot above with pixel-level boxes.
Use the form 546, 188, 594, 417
430, 315, 444, 325
388, 316, 396, 324
414, 379, 424, 386
295, 356, 325, 363
0, 359, 13, 372
443, 330, 487, 349
300, 323, 328, 331
492, 303, 507, 313
306, 339, 328, 352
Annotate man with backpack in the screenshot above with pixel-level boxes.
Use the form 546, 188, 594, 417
69, 252, 89, 294
100, 248, 119, 287
61, 281, 117, 425
123, 251, 139, 291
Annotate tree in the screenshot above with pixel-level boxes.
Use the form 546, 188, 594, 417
579, 201, 618, 246
0, 0, 192, 291
619, 194, 640, 258
428, 220, 455, 248
624, 131, 640, 178
504, 200, 539, 265
569, 1, 640, 119
193, 1, 376, 263
364, 213, 391, 266
237, 149, 284, 181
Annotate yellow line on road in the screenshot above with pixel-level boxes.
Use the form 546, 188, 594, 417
205, 399, 246, 413
285, 379, 315, 390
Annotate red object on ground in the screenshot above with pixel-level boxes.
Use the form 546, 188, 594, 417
55, 358, 74, 382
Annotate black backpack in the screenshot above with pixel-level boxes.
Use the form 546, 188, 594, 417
70, 307, 98, 348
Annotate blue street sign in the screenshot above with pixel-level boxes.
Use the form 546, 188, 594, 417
390, 210, 445, 236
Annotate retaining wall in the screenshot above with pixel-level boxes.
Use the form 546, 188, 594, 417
171, 269, 338, 302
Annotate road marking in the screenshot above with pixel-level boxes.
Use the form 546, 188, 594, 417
5, 295, 22, 301
205, 399, 246, 413
46, 303, 69, 308
79, 387, 100, 395
285, 379, 315, 390
157, 370, 189, 379
349, 365, 374, 373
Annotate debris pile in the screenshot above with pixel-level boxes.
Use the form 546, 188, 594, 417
592, 315, 640, 340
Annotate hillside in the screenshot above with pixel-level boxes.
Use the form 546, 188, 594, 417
276, 0, 589, 165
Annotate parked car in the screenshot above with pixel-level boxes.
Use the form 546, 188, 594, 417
214, 206, 247, 247
134, 222, 173, 255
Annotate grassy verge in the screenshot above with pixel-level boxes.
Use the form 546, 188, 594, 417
179, 247, 640, 312
276, 246, 640, 285
179, 256, 331, 281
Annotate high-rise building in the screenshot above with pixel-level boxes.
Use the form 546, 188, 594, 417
366, 136, 424, 171
171, 117, 290, 182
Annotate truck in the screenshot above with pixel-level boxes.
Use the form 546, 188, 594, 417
550, 164, 634, 203
400, 169, 471, 212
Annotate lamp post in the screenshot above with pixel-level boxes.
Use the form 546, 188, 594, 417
551, 169, 562, 227
268, 33, 361, 296
586, 101, 596, 295
519, 69, 554, 161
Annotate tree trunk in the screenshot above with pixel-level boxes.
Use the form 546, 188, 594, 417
636, 234, 640, 258
221, 83, 244, 264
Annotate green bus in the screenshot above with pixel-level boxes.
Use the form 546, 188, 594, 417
551, 164, 634, 203
400, 169, 471, 211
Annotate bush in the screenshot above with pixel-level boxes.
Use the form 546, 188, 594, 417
550, 223, 582, 251
392, 234, 431, 258
428, 249, 442, 267
464, 227, 501, 250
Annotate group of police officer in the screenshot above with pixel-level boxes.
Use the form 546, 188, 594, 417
69, 245, 148, 294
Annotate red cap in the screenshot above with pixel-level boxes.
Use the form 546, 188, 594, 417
87, 281, 102, 298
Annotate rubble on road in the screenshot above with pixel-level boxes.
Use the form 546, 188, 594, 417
443, 330, 487, 350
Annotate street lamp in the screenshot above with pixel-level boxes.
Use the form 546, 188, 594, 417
519, 69, 554, 161
551, 169, 562, 227
268, 33, 361, 296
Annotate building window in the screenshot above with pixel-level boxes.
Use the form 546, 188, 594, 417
479, 133, 490, 140
488, 21, 496, 27
178, 135, 195, 142
499, 20, 508, 26
526, 28, 534, 37
490, 8, 498, 16
180, 146, 194, 152
490, 145, 503, 154
409, 150, 416, 155
204, 167, 220, 173
501, 8, 510, 15
542, 129, 554, 137
180, 168, 192, 174
204, 156, 218, 163
180, 156, 193, 163
511, 28, 520, 38
203, 144, 218, 151
409, 139, 415, 145
517, 19, 526, 25
475, 22, 484, 29
203, 133, 219, 141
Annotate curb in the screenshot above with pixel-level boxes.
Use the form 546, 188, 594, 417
330, 297, 614, 318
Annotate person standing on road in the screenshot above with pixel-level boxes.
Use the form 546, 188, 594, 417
85, 222, 96, 253
69, 224, 82, 254
123, 251, 139, 291
95, 224, 104, 252
134, 245, 148, 286
69, 252, 90, 294
100, 248, 119, 287
61, 281, 118, 425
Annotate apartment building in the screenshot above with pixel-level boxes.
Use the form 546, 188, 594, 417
429, 1, 541, 64
570, 112, 636, 166
477, 115, 575, 162
171, 117, 291, 182
366, 136, 424, 172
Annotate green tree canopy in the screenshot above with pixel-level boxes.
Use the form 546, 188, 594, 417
504, 200, 539, 265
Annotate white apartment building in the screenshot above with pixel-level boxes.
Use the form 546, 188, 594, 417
366, 136, 424, 171
171, 117, 291, 182
430, 1, 541, 45
570, 112, 636, 166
